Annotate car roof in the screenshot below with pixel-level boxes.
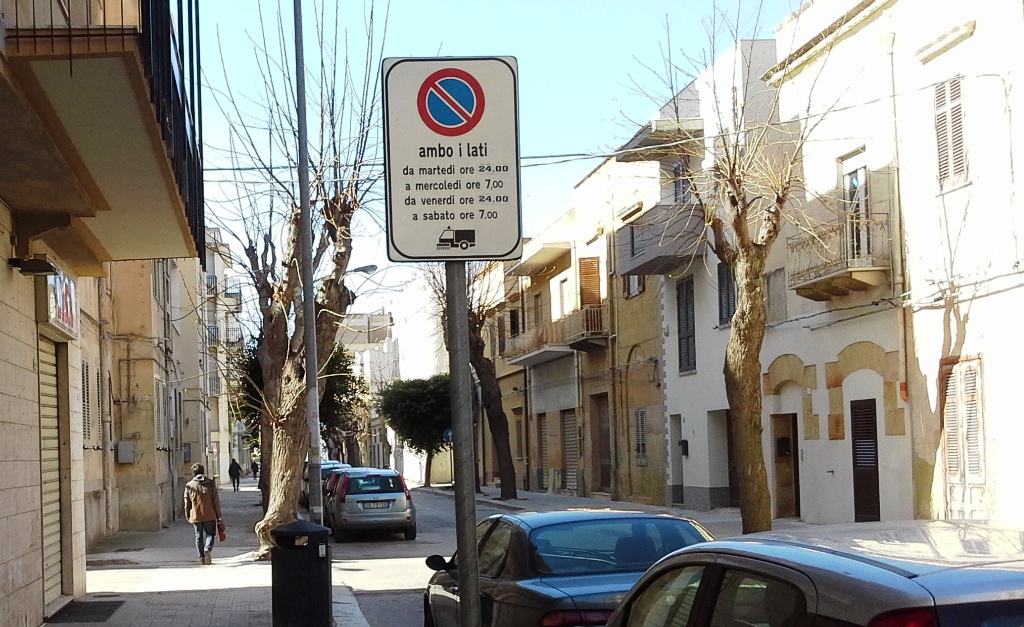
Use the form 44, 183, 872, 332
670, 520, 1024, 606
501, 509, 700, 530
340, 467, 399, 477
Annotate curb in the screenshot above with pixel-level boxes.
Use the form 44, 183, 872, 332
415, 486, 524, 512
333, 585, 370, 627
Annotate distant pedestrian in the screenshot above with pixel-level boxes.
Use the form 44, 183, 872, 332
184, 463, 222, 565
228, 458, 242, 492
251, 459, 260, 480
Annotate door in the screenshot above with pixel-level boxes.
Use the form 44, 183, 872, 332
851, 399, 881, 522
561, 410, 578, 493
593, 394, 611, 492
537, 414, 548, 491
39, 337, 63, 605
942, 359, 988, 521
772, 414, 800, 518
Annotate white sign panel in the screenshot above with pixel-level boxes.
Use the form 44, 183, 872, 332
383, 56, 522, 261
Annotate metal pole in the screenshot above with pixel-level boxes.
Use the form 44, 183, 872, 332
445, 261, 481, 627
293, 0, 322, 526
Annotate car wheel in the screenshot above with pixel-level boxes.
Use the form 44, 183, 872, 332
404, 524, 417, 541
423, 596, 434, 627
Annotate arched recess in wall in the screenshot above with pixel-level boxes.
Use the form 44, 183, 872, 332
823, 341, 905, 440
762, 354, 819, 440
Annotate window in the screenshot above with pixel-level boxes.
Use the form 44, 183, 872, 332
942, 357, 986, 519
673, 160, 691, 203
509, 309, 520, 337
717, 262, 737, 325
489, 321, 497, 357
845, 166, 871, 259
629, 224, 641, 257
935, 78, 966, 187
579, 258, 601, 306
634, 407, 648, 463
626, 565, 704, 627
623, 274, 645, 298
532, 294, 543, 327
154, 377, 168, 448
676, 277, 696, 372
708, 569, 806, 627
559, 278, 570, 318
346, 474, 403, 494
478, 521, 513, 578
81, 361, 92, 442
498, 315, 507, 354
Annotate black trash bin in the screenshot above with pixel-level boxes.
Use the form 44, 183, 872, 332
271, 519, 332, 627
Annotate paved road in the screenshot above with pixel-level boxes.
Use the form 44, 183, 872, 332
334, 489, 503, 627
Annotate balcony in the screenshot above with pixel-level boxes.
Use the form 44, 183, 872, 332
616, 117, 703, 163
506, 241, 570, 277
563, 304, 608, 351
617, 203, 706, 276
207, 324, 219, 344
505, 319, 573, 367
787, 214, 891, 301
0, 0, 203, 275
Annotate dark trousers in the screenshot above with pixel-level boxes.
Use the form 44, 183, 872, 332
231, 475, 240, 491
193, 520, 216, 558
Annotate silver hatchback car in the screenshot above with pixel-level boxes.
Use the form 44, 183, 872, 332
607, 520, 1024, 627
325, 468, 416, 541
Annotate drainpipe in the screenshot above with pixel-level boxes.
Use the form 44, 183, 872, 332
98, 270, 116, 535
523, 367, 530, 491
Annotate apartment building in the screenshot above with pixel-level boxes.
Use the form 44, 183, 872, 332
770, 0, 1024, 523
0, 1, 202, 622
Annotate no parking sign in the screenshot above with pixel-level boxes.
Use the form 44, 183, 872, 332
382, 57, 522, 262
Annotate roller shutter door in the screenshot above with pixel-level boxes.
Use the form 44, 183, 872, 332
562, 410, 578, 493
39, 337, 62, 604
538, 415, 548, 491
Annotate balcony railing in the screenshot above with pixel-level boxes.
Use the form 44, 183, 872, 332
4, 0, 205, 260
207, 324, 219, 344
787, 213, 891, 290
564, 304, 608, 349
505, 320, 566, 361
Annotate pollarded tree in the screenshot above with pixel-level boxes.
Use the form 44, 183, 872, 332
376, 374, 452, 487
207, 1, 386, 556
629, 8, 839, 533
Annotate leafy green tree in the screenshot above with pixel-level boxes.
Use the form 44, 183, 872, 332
376, 374, 451, 487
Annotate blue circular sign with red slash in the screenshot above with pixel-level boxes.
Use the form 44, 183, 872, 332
417, 68, 485, 137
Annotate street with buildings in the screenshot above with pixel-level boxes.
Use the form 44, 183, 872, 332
1, 0, 1024, 625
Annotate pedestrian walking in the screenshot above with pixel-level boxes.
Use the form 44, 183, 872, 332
184, 463, 222, 565
251, 459, 259, 480
228, 458, 242, 492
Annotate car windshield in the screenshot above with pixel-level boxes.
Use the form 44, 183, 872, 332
529, 518, 707, 576
347, 475, 403, 494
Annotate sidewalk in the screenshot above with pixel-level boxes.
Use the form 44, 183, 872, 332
44, 478, 367, 627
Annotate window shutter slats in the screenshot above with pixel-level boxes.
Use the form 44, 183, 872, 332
81, 361, 91, 442
943, 369, 961, 477
677, 277, 696, 371
935, 110, 950, 181
579, 258, 601, 306
935, 78, 966, 185
962, 367, 983, 480
950, 104, 966, 177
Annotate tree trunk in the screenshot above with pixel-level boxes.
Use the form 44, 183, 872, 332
258, 415, 272, 513
423, 454, 433, 488
722, 252, 773, 534
467, 314, 518, 500
344, 436, 362, 467
254, 401, 310, 559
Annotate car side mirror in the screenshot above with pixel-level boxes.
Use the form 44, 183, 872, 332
425, 554, 450, 571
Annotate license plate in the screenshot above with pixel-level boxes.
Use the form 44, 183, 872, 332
362, 501, 390, 509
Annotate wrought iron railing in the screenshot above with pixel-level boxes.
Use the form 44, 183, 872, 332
564, 304, 607, 344
505, 319, 566, 360
3, 0, 204, 261
787, 213, 891, 287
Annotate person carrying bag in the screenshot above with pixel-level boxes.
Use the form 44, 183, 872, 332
183, 463, 222, 565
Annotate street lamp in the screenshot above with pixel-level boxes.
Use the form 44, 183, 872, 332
350, 264, 378, 274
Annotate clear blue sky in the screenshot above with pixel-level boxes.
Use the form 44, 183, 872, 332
201, 0, 797, 377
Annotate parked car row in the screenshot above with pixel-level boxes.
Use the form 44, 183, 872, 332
307, 464, 417, 542
424, 516, 1024, 627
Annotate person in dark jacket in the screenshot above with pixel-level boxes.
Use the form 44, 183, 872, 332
184, 463, 222, 565
228, 458, 242, 492
251, 459, 260, 480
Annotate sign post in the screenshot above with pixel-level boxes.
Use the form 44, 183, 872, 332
383, 57, 522, 627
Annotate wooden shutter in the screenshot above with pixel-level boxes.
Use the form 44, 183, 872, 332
718, 263, 736, 324
498, 315, 507, 354
935, 78, 966, 184
579, 257, 601, 306
942, 359, 985, 484
634, 407, 647, 457
851, 401, 878, 469
677, 277, 696, 372
943, 368, 961, 480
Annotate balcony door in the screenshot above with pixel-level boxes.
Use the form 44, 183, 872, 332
850, 399, 881, 522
